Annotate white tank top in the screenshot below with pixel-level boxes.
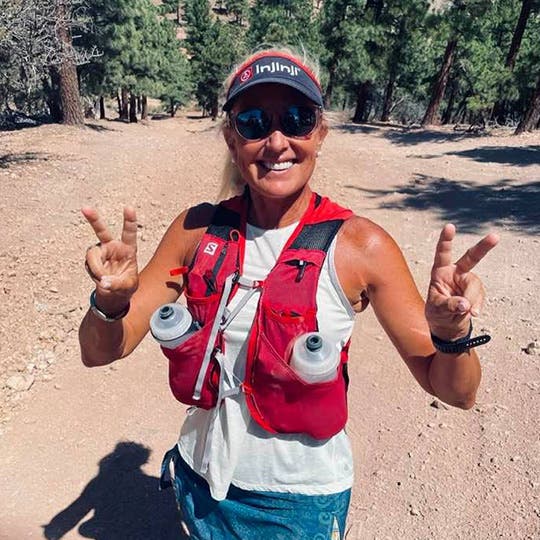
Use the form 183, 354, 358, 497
178, 221, 356, 501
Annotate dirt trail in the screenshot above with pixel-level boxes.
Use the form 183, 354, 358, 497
0, 114, 539, 539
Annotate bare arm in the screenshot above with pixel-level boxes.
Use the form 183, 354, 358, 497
336, 217, 498, 409
78, 204, 213, 367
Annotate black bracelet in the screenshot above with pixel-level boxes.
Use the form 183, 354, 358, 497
89, 289, 130, 322
431, 322, 491, 354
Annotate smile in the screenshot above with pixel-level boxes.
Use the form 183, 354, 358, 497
260, 161, 295, 171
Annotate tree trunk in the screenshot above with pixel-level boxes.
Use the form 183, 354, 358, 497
492, 0, 534, 124
441, 79, 457, 125
210, 101, 219, 120
57, 62, 83, 125
515, 74, 540, 134
506, 0, 533, 71
99, 96, 106, 119
381, 72, 396, 122
381, 17, 407, 123
170, 99, 176, 117
129, 93, 138, 123
44, 70, 63, 123
120, 87, 129, 121
454, 91, 471, 125
56, 1, 83, 125
141, 95, 148, 120
324, 64, 337, 109
421, 39, 458, 127
352, 81, 371, 124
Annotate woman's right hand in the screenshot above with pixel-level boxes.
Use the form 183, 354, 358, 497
82, 206, 139, 310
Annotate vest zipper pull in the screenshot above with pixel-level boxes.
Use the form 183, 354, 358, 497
295, 260, 307, 282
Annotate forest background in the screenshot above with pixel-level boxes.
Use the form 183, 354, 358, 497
0, 0, 539, 134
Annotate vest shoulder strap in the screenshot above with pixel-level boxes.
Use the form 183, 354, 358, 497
206, 198, 242, 240
288, 220, 345, 253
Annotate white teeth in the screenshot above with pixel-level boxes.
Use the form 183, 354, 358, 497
262, 161, 294, 171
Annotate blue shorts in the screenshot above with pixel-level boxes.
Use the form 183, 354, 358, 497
160, 446, 351, 539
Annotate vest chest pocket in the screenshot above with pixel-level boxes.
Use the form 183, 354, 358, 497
260, 303, 317, 357
251, 332, 348, 439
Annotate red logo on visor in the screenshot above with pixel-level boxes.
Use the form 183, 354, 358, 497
239, 67, 253, 83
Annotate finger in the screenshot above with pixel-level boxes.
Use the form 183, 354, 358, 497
100, 274, 137, 294
432, 223, 456, 270
455, 232, 499, 274
85, 246, 106, 283
458, 274, 486, 316
430, 287, 470, 315
120, 206, 138, 248
81, 207, 114, 244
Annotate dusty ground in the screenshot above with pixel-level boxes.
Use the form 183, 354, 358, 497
0, 111, 538, 540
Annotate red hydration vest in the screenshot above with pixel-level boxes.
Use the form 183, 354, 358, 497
161, 192, 354, 439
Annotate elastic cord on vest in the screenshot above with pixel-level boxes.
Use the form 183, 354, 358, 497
192, 273, 236, 401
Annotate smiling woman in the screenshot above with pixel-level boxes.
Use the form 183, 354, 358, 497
78, 46, 499, 539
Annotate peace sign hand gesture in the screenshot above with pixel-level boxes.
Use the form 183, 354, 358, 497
425, 224, 499, 341
82, 206, 139, 304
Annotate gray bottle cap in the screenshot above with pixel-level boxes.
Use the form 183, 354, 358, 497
150, 303, 193, 343
306, 334, 322, 352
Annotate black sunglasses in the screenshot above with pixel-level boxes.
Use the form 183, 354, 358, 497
230, 105, 322, 141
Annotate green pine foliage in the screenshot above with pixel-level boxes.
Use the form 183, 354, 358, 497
78, 0, 191, 119
247, 0, 321, 54
226, 0, 249, 25
1, 0, 538, 129
184, 0, 244, 117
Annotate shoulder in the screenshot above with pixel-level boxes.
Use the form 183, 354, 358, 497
335, 216, 408, 308
339, 215, 399, 257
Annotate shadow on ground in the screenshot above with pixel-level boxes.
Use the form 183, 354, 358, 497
332, 121, 492, 145
85, 122, 117, 132
0, 152, 52, 168
42, 441, 187, 540
383, 127, 489, 145
345, 174, 540, 235
446, 146, 540, 167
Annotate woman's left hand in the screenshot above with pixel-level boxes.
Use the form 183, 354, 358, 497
425, 224, 499, 341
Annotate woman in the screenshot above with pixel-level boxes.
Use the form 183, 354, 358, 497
79, 48, 499, 539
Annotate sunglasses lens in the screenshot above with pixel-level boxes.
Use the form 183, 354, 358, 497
233, 106, 319, 140
234, 109, 271, 140
281, 106, 318, 137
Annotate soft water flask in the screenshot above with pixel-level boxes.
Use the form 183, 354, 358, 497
150, 303, 200, 349
290, 332, 340, 383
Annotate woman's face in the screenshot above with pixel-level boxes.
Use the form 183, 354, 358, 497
224, 83, 327, 201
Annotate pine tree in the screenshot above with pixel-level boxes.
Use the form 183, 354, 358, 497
184, 0, 242, 117
318, 0, 368, 110
193, 20, 239, 118
80, 0, 191, 122
0, 0, 89, 122
515, 73, 540, 133
421, 0, 494, 127
158, 20, 193, 116
376, 0, 430, 122
247, 0, 320, 54
226, 0, 249, 25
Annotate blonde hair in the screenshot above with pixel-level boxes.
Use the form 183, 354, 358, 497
217, 45, 323, 202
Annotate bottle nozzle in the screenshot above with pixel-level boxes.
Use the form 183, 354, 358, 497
305, 334, 322, 352
159, 305, 174, 319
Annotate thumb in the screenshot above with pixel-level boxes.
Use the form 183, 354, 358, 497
445, 296, 470, 315
99, 274, 136, 294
